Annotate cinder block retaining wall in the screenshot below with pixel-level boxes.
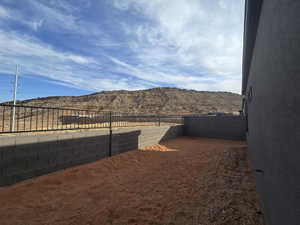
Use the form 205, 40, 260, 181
0, 125, 183, 186
184, 115, 246, 140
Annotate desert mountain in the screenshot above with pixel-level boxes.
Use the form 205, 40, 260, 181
18, 87, 242, 115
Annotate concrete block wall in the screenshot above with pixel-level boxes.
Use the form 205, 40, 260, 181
183, 115, 246, 140
0, 130, 110, 186
0, 125, 183, 186
111, 130, 140, 156
110, 125, 183, 153
139, 125, 183, 147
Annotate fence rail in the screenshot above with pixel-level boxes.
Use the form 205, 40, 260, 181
0, 104, 183, 134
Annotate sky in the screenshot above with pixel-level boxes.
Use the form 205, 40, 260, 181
0, 0, 245, 102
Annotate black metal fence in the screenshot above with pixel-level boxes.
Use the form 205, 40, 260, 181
0, 104, 183, 133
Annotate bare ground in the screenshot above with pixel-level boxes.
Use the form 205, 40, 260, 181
0, 137, 264, 225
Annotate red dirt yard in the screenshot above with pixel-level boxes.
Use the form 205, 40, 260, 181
0, 137, 264, 225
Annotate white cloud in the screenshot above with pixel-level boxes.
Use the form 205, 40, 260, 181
107, 56, 240, 92
28, 0, 78, 31
0, 31, 151, 92
0, 1, 143, 92
30, 19, 44, 31
112, 0, 245, 93
67, 55, 93, 64
0, 0, 245, 95
0, 5, 10, 19
0, 0, 97, 34
0, 5, 44, 31
0, 32, 94, 64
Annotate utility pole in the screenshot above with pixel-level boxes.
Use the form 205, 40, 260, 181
11, 64, 19, 132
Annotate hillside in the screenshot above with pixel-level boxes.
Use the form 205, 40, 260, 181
18, 87, 242, 115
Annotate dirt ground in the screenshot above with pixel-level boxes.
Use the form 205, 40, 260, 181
0, 137, 264, 225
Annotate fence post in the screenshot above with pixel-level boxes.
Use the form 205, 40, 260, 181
158, 114, 161, 126
108, 111, 112, 157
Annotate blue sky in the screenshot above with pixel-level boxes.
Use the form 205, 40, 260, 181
0, 0, 245, 102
